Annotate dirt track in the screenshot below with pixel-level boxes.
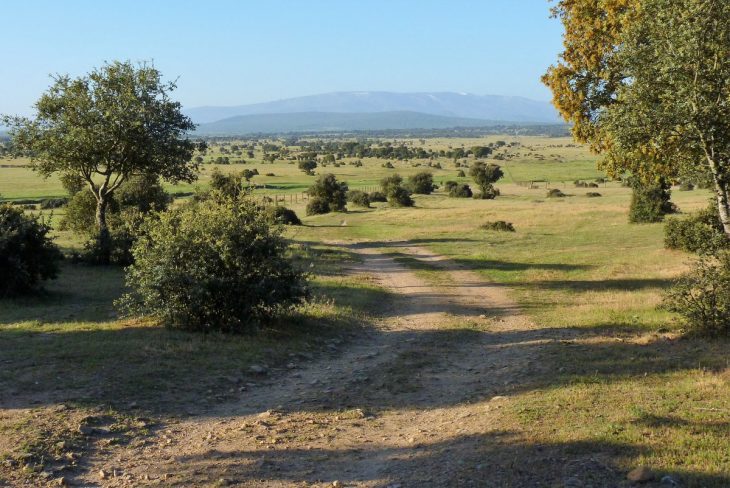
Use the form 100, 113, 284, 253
71, 244, 622, 487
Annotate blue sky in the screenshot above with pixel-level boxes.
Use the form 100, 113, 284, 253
1, 1, 564, 115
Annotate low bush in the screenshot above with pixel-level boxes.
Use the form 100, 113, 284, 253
457, 170, 466, 177
664, 251, 730, 336
307, 174, 348, 213
444, 181, 458, 192
547, 188, 566, 198
118, 197, 308, 333
679, 181, 695, 191
480, 220, 515, 232
0, 204, 62, 296
368, 191, 387, 203
449, 183, 473, 198
629, 178, 676, 223
477, 186, 500, 199
407, 172, 435, 194
265, 206, 302, 225
586, 192, 602, 198
382, 162, 395, 169
381, 174, 414, 207
347, 190, 371, 208
664, 202, 728, 254
306, 197, 330, 215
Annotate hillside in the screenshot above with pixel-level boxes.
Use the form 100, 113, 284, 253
185, 91, 560, 125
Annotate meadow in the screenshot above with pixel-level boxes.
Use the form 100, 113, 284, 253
1, 135, 728, 486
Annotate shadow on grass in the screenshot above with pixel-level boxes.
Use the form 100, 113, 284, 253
163, 432, 729, 487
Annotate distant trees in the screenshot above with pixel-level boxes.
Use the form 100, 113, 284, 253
407, 172, 436, 195
306, 174, 348, 215
298, 160, 317, 175
469, 162, 503, 199
381, 174, 414, 207
3, 61, 203, 264
471, 146, 492, 158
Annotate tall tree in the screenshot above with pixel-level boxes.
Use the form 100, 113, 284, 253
3, 61, 204, 262
545, 0, 730, 237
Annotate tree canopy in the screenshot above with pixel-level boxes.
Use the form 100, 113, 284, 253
3, 60, 204, 262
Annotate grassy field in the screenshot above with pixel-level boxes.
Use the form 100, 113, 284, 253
1, 135, 728, 485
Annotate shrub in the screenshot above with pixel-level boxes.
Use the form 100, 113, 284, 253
574, 180, 589, 188
265, 172, 275, 177
457, 170, 466, 177
382, 161, 395, 169
307, 174, 348, 213
381, 174, 414, 207
298, 160, 317, 175
368, 191, 387, 203
407, 172, 435, 194
586, 192, 602, 198
478, 186, 500, 199
449, 183, 473, 198
347, 190, 371, 208
664, 251, 730, 336
117, 197, 308, 333
547, 189, 566, 198
664, 202, 728, 254
0, 204, 62, 296
306, 197, 330, 215
679, 181, 695, 191
629, 178, 676, 223
444, 181, 458, 192
265, 206, 301, 225
480, 220, 515, 232
470, 162, 503, 199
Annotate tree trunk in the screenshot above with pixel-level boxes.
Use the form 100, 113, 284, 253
706, 156, 730, 238
95, 196, 111, 265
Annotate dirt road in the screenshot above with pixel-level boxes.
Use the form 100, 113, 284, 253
72, 244, 620, 487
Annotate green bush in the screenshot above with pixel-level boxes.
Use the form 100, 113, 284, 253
444, 181, 458, 192
457, 170, 466, 177
547, 188, 566, 198
586, 192, 602, 198
40, 198, 68, 209
407, 172, 435, 194
678, 181, 695, 191
449, 183, 473, 198
664, 251, 730, 336
470, 162, 503, 199
306, 197, 331, 216
0, 204, 62, 297
307, 174, 348, 213
480, 220, 515, 232
265, 206, 301, 225
664, 202, 728, 254
347, 190, 371, 208
118, 197, 308, 333
628, 178, 676, 223
381, 174, 414, 207
478, 186, 500, 199
368, 191, 387, 203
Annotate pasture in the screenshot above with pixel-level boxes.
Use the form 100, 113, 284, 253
1, 136, 728, 486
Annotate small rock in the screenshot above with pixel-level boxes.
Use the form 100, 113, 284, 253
99, 469, 109, 480
55, 477, 66, 486
660, 475, 679, 487
627, 466, 655, 482
490, 395, 507, 402
249, 365, 268, 375
332, 481, 344, 488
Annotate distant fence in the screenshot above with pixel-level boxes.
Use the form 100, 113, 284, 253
255, 185, 380, 206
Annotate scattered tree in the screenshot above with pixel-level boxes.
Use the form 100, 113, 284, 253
469, 162, 503, 199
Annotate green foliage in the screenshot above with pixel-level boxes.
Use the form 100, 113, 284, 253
210, 168, 245, 199
664, 203, 729, 254
381, 174, 414, 207
368, 191, 387, 203
307, 174, 348, 213
628, 178, 676, 223
59, 173, 85, 196
471, 146, 492, 158
444, 181, 458, 193
118, 197, 308, 333
0, 204, 62, 296
298, 160, 317, 175
306, 197, 331, 216
265, 206, 301, 226
3, 60, 202, 264
407, 172, 435, 195
449, 183, 473, 198
547, 189, 566, 198
457, 170, 466, 177
39, 198, 67, 209
586, 192, 602, 198
470, 162, 503, 199
480, 220, 515, 232
62, 189, 118, 234
347, 190, 371, 208
664, 251, 730, 336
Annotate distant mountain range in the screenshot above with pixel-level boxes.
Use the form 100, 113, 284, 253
187, 91, 561, 135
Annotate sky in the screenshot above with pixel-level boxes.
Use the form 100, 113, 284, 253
0, 1, 565, 116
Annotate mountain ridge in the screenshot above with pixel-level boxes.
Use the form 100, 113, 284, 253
185, 91, 560, 125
